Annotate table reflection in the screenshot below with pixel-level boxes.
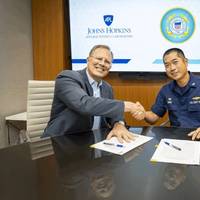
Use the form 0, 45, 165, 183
51, 129, 144, 200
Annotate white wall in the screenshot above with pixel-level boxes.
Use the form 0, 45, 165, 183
0, 0, 33, 147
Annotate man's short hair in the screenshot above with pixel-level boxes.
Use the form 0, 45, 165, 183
89, 45, 113, 59
163, 48, 186, 60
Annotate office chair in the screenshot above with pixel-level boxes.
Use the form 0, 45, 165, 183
26, 80, 55, 159
160, 119, 170, 127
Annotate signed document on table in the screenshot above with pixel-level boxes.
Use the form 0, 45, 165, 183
151, 138, 200, 165
91, 134, 153, 155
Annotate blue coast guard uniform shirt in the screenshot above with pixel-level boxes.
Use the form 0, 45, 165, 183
151, 73, 200, 128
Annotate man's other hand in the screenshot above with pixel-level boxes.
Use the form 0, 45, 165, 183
188, 127, 200, 140
106, 122, 135, 143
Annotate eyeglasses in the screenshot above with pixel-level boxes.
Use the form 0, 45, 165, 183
90, 56, 112, 68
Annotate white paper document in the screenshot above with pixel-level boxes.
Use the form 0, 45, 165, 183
151, 139, 200, 165
91, 134, 153, 155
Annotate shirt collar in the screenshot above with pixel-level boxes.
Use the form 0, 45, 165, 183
187, 73, 197, 88
171, 72, 197, 94
172, 72, 197, 88
86, 69, 102, 87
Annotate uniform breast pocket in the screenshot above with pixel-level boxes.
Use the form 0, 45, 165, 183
188, 104, 200, 112
167, 104, 178, 111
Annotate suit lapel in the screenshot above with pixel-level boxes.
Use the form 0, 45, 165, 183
78, 68, 93, 96
100, 83, 109, 98
78, 68, 110, 98
79, 69, 110, 128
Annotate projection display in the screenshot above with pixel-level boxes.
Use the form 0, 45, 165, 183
69, 0, 200, 72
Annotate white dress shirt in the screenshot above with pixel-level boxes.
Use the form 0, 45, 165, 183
86, 70, 102, 130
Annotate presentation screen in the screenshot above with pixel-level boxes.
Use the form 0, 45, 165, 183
69, 0, 200, 72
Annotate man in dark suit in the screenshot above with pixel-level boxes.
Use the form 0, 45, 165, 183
43, 44, 144, 142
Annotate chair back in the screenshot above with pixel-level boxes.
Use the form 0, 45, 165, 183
27, 80, 55, 141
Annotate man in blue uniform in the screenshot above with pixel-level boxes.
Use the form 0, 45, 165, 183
139, 48, 200, 140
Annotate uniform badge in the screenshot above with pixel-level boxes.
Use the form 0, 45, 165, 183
192, 96, 200, 100
167, 97, 172, 104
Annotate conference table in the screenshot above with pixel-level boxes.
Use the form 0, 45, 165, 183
0, 126, 200, 200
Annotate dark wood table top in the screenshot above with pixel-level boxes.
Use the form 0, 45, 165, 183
0, 126, 200, 200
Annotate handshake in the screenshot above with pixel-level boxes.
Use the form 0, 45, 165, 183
124, 101, 146, 120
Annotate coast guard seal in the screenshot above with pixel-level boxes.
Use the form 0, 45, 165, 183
161, 8, 195, 43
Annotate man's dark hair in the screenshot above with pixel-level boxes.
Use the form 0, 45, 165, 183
89, 44, 113, 59
163, 48, 186, 61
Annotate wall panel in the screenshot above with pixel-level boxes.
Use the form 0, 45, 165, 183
105, 74, 169, 126
32, 0, 68, 80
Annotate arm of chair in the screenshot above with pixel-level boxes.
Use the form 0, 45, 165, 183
160, 119, 170, 127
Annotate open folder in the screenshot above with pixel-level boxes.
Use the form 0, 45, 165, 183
151, 138, 200, 165
91, 134, 152, 155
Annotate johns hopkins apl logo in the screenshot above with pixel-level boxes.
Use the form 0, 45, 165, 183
103, 15, 113, 26
161, 8, 195, 43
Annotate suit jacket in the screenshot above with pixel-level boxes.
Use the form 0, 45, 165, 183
43, 69, 124, 137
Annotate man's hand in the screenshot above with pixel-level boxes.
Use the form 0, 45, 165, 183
106, 122, 134, 143
188, 127, 200, 140
124, 101, 138, 113
124, 101, 145, 120
131, 101, 146, 120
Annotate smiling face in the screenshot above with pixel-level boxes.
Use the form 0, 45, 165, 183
87, 47, 112, 81
163, 51, 189, 86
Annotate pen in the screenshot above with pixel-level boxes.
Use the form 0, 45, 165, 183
103, 142, 124, 148
164, 141, 181, 151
